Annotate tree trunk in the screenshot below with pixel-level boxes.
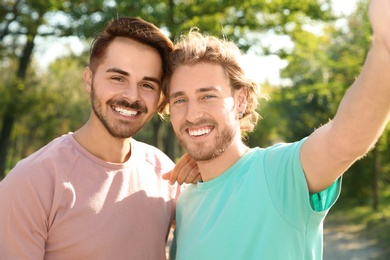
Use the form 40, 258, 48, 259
0, 112, 15, 179
0, 35, 36, 179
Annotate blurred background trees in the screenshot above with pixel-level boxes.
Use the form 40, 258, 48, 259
1, 0, 389, 209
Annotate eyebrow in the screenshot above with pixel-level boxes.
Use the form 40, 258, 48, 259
197, 86, 219, 93
169, 91, 185, 100
107, 68, 129, 76
169, 86, 219, 100
106, 68, 161, 85
143, 76, 161, 86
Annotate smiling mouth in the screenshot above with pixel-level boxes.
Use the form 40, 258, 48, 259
187, 126, 213, 137
112, 105, 139, 117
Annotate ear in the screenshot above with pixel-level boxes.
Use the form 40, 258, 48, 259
236, 87, 248, 112
83, 66, 93, 93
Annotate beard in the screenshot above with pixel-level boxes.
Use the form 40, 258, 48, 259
176, 117, 239, 161
90, 84, 151, 139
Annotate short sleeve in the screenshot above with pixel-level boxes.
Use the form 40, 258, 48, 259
309, 178, 342, 212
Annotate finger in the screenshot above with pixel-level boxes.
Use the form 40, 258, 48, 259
162, 171, 171, 180
170, 153, 192, 185
177, 155, 198, 184
181, 164, 200, 184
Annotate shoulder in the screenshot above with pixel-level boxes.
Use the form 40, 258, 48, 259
257, 139, 307, 186
130, 139, 175, 172
6, 134, 79, 182
244, 140, 305, 168
262, 138, 306, 161
1, 134, 78, 207
18, 134, 76, 163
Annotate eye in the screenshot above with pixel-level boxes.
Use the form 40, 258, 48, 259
203, 94, 216, 100
171, 98, 186, 105
111, 76, 125, 82
140, 83, 156, 91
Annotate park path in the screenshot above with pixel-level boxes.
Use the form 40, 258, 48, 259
323, 218, 384, 260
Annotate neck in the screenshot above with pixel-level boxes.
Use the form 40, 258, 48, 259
197, 141, 249, 182
73, 120, 131, 163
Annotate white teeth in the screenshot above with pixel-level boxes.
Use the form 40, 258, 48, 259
113, 106, 138, 116
189, 128, 211, 136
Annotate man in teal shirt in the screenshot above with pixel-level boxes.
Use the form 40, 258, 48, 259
161, 0, 390, 258
172, 140, 341, 259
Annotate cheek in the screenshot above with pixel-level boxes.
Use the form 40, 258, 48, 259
169, 112, 181, 130
92, 82, 115, 98
143, 92, 160, 108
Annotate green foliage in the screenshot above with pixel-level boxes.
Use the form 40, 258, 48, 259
0, 0, 337, 175
61, 0, 335, 48
273, 3, 370, 141
2, 0, 389, 196
263, 0, 390, 207
8, 52, 89, 166
246, 83, 279, 147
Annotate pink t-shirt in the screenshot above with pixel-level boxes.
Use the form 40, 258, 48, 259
0, 133, 177, 259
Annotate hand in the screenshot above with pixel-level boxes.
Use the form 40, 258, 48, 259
163, 153, 201, 185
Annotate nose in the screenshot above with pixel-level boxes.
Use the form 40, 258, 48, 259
185, 100, 204, 123
121, 83, 140, 101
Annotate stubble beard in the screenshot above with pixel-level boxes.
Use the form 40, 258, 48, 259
177, 118, 238, 162
90, 85, 151, 139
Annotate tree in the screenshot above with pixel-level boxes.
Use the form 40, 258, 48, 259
0, 0, 335, 178
270, 0, 390, 208
0, 0, 108, 178
10, 53, 90, 163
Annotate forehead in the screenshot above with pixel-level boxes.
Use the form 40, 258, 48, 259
170, 63, 229, 94
100, 37, 162, 77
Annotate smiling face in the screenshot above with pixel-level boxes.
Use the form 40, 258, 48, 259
169, 63, 244, 161
84, 37, 162, 139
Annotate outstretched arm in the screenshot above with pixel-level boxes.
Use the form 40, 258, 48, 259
301, 0, 390, 193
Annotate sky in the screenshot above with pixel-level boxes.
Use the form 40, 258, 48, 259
35, 0, 358, 85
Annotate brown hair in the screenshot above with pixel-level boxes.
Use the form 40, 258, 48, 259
159, 29, 267, 133
89, 17, 173, 79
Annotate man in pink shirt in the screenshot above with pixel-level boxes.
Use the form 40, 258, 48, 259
0, 17, 198, 259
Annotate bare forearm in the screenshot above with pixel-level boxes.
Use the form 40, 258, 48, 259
301, 6, 390, 193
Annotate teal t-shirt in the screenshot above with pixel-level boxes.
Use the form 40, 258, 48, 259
171, 140, 341, 260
